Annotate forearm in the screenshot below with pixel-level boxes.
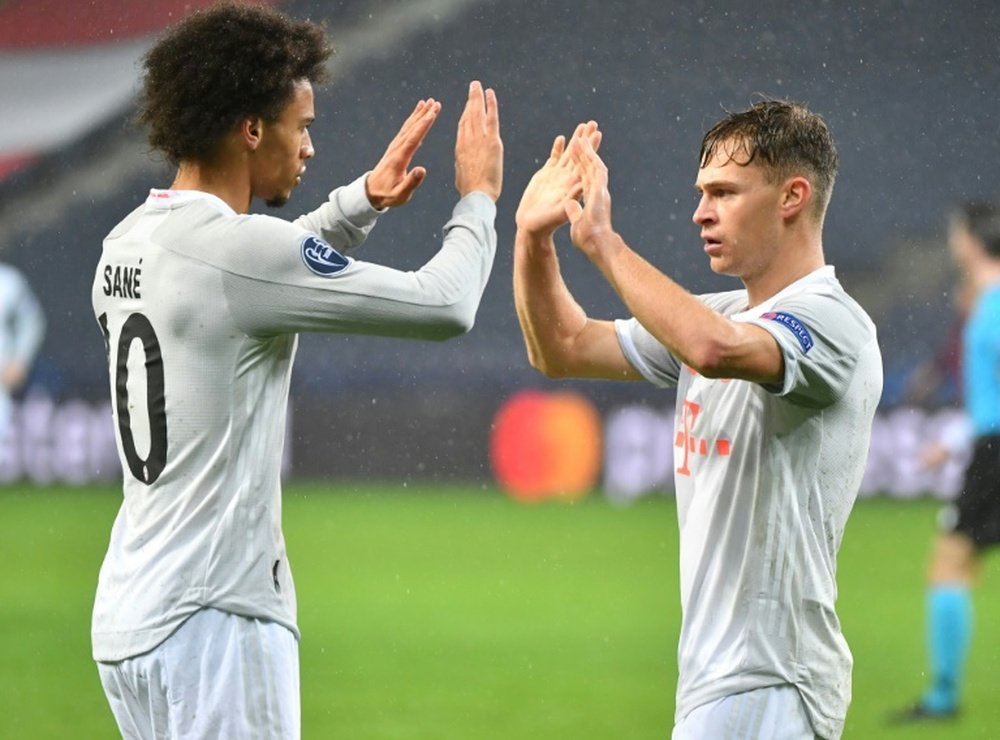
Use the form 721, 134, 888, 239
293, 173, 382, 252
232, 194, 495, 340
409, 192, 497, 334
592, 231, 769, 379
513, 229, 591, 376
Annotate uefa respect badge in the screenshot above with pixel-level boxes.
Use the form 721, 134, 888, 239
761, 311, 813, 353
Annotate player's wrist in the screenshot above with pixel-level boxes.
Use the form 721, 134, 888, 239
364, 185, 390, 211
363, 172, 394, 211
457, 181, 501, 202
514, 208, 566, 239
515, 227, 558, 253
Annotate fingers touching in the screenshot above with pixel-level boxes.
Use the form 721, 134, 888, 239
566, 122, 603, 174
370, 89, 602, 216
513, 121, 605, 237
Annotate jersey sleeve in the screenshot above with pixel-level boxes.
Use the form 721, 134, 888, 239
746, 288, 878, 408
222, 192, 497, 340
612, 291, 748, 388
291, 173, 383, 254
614, 317, 683, 388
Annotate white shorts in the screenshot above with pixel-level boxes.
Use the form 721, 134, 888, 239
672, 684, 820, 740
97, 608, 300, 740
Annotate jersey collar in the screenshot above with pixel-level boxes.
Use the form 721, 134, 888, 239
147, 189, 237, 217
735, 265, 837, 318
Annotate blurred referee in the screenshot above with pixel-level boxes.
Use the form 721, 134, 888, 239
894, 201, 1000, 722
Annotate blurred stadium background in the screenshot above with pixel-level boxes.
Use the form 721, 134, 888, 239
2, 0, 1000, 737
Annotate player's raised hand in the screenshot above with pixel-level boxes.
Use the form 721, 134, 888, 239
454, 81, 503, 201
565, 129, 615, 260
366, 98, 442, 209
515, 121, 601, 237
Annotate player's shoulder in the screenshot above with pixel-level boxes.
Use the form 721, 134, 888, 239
0, 262, 31, 295
105, 202, 147, 242
210, 210, 308, 247
780, 270, 877, 338
162, 203, 307, 257
224, 212, 326, 270
974, 284, 1000, 319
0, 262, 24, 280
180, 208, 345, 282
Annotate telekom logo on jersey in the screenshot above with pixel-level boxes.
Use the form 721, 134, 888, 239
674, 369, 732, 477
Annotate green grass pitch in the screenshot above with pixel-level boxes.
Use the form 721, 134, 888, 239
2, 484, 999, 738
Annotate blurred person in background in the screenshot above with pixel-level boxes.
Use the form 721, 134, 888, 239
0, 261, 44, 433
513, 102, 882, 740
90, 3, 502, 738
908, 277, 974, 485
893, 201, 1000, 723
901, 279, 970, 410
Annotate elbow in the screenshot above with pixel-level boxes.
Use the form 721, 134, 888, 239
525, 345, 574, 379
537, 363, 573, 380
685, 340, 731, 379
429, 308, 476, 341
527, 353, 558, 378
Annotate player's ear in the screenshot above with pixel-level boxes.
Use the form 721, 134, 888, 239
780, 176, 811, 220
239, 116, 264, 151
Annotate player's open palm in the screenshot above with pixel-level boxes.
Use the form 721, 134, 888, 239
454, 81, 503, 201
516, 122, 601, 237
366, 98, 442, 209
565, 132, 615, 260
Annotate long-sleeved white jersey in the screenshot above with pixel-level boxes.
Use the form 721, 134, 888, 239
91, 175, 496, 661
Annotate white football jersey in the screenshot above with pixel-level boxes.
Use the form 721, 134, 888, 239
615, 266, 882, 740
91, 175, 496, 662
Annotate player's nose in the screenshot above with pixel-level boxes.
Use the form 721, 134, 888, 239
692, 195, 713, 225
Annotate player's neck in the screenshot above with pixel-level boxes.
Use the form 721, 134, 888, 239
171, 159, 252, 214
743, 234, 825, 308
972, 261, 1000, 293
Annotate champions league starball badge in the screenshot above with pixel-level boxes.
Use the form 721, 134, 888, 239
301, 235, 351, 276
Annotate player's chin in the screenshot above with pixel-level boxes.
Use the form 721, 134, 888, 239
706, 255, 727, 274
265, 177, 302, 209
265, 191, 292, 209
707, 260, 740, 279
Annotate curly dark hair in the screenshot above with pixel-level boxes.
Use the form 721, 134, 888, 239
137, 2, 333, 165
699, 99, 839, 222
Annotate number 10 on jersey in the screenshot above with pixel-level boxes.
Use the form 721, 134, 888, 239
98, 312, 167, 484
